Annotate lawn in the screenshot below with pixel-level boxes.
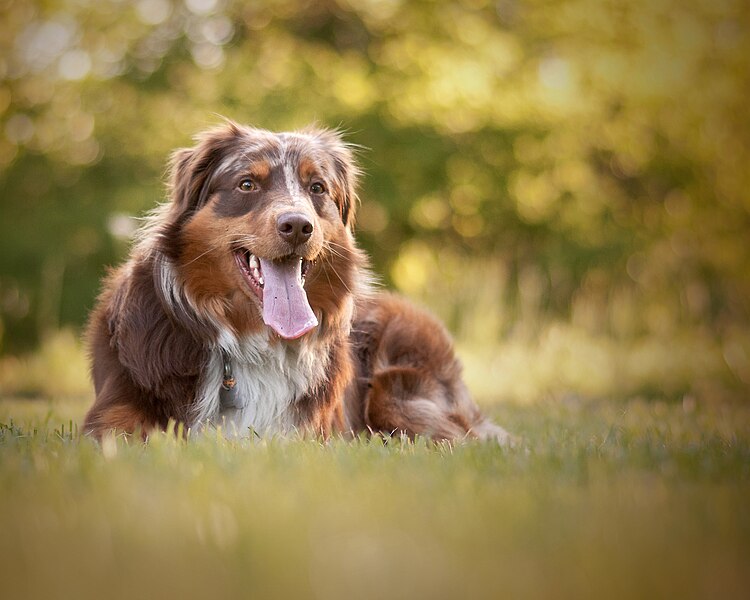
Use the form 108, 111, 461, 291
1, 395, 748, 599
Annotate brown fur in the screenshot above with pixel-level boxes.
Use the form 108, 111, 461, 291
83, 122, 510, 445
349, 294, 504, 441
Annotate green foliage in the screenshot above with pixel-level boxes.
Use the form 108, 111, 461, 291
1, 396, 749, 599
0, 328, 90, 397
1, 0, 748, 398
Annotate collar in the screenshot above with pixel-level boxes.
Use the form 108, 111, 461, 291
219, 349, 243, 410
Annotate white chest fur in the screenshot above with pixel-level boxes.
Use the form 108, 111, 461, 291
192, 330, 328, 437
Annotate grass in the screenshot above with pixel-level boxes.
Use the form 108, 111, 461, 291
0, 395, 749, 600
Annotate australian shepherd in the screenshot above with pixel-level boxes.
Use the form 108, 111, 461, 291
83, 121, 510, 443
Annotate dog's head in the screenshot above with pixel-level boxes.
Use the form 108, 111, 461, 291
157, 122, 363, 340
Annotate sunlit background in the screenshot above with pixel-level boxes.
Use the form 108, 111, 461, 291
1, 0, 748, 404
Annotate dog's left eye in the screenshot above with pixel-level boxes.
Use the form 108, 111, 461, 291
310, 182, 326, 195
238, 179, 257, 192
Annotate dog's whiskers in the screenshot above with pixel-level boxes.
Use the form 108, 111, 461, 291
322, 240, 352, 261
324, 240, 352, 254
320, 252, 353, 295
179, 233, 256, 267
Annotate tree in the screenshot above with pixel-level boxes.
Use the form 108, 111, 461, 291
1, 0, 748, 395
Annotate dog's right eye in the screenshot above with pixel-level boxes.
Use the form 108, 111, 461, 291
238, 179, 257, 192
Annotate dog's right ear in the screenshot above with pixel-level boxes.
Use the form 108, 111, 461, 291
166, 122, 243, 215
167, 147, 196, 212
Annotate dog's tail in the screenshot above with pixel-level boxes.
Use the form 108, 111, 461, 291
355, 293, 514, 445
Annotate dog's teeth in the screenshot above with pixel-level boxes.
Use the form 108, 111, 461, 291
258, 275, 264, 286
249, 254, 259, 270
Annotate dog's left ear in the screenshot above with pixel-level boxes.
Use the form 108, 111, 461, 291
312, 130, 361, 228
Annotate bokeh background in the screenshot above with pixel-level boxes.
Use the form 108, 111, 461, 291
1, 0, 748, 404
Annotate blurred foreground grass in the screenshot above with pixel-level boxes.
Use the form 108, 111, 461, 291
1, 395, 749, 600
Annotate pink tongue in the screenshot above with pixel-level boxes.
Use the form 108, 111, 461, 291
259, 258, 318, 339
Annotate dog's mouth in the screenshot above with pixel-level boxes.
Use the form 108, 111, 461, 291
234, 250, 312, 292
234, 250, 317, 339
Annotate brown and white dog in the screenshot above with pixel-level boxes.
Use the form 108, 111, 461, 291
83, 121, 510, 443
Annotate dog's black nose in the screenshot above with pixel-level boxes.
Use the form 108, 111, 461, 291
277, 212, 314, 246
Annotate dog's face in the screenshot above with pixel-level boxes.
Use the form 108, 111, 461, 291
160, 123, 362, 340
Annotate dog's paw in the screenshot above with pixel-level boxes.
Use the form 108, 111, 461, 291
471, 419, 520, 448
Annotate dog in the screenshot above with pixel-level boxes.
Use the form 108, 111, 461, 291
83, 121, 511, 444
